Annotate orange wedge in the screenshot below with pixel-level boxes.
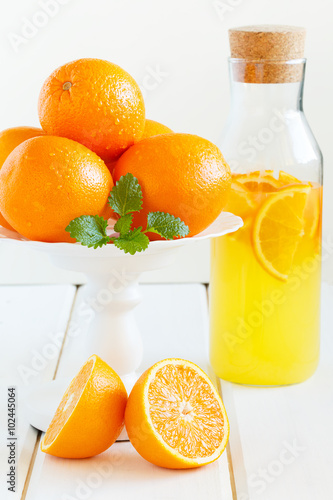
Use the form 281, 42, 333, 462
125, 358, 229, 469
253, 184, 311, 281
278, 171, 302, 185
235, 171, 281, 192
41, 355, 127, 458
224, 180, 256, 218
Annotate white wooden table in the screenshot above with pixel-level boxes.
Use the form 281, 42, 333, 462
0, 282, 332, 500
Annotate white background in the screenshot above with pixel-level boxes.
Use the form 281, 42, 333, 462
0, 0, 332, 284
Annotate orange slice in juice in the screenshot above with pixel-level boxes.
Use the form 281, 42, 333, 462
278, 171, 302, 185
253, 184, 311, 281
304, 185, 321, 238
233, 169, 274, 178
224, 180, 256, 218
278, 172, 320, 237
235, 171, 281, 192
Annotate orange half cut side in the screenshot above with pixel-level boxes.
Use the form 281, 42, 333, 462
125, 358, 229, 469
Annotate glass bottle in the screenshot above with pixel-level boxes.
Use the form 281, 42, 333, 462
210, 26, 323, 385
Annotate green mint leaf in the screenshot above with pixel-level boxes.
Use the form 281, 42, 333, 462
114, 213, 133, 235
66, 215, 110, 249
108, 173, 143, 216
146, 212, 189, 240
114, 227, 149, 255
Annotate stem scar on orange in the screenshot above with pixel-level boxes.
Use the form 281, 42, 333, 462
41, 355, 127, 458
0, 126, 45, 230
113, 133, 231, 238
0, 136, 113, 243
125, 358, 229, 469
38, 58, 146, 163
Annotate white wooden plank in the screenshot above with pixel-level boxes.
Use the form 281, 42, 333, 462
0, 285, 76, 500
26, 284, 233, 500
220, 283, 333, 500
27, 442, 228, 500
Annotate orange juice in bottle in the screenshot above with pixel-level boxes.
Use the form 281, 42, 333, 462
210, 26, 323, 385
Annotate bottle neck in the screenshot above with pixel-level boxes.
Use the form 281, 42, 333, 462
228, 59, 306, 113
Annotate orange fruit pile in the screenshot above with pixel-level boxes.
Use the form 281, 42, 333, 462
226, 169, 321, 280
0, 57, 231, 243
42, 356, 229, 469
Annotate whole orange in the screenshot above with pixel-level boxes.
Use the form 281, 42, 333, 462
0, 126, 45, 230
141, 119, 173, 139
38, 58, 145, 162
0, 136, 113, 242
113, 133, 231, 237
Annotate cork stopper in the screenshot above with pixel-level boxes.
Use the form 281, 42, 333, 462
228, 25, 306, 83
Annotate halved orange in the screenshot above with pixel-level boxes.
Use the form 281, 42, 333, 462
253, 184, 311, 281
235, 171, 281, 192
224, 180, 256, 218
125, 358, 229, 469
41, 355, 127, 458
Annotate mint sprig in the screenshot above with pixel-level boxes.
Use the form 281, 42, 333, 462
65, 173, 190, 254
